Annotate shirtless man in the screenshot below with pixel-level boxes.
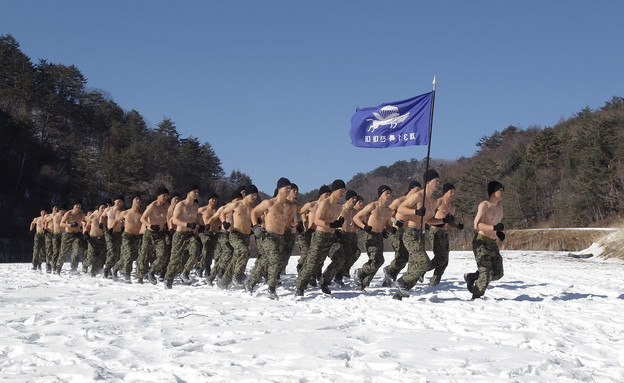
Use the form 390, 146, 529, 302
207, 188, 243, 285
353, 185, 395, 291
247, 178, 292, 299
29, 209, 47, 270
57, 200, 86, 274
83, 201, 107, 276
427, 183, 464, 286
278, 183, 300, 280
382, 181, 421, 287
102, 195, 125, 278
137, 187, 169, 284
193, 193, 218, 277
464, 181, 505, 300
295, 180, 346, 296
296, 185, 331, 281
218, 185, 258, 289
335, 190, 360, 284
164, 186, 202, 289
112, 195, 143, 283
42, 205, 58, 273
393, 170, 452, 300
50, 204, 67, 271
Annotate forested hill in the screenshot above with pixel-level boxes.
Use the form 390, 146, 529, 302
2, 34, 623, 260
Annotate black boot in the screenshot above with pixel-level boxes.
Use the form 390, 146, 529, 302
147, 270, 158, 285
268, 286, 279, 300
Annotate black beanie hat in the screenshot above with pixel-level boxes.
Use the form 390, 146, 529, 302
187, 184, 200, 194
378, 185, 392, 197
443, 183, 456, 195
156, 186, 169, 196
113, 194, 125, 202
318, 185, 331, 197
276, 177, 291, 189
208, 193, 218, 200
169, 192, 181, 201
423, 169, 440, 184
235, 185, 246, 196
104, 198, 113, 206
131, 194, 142, 202
488, 181, 504, 196
408, 180, 421, 191
345, 190, 358, 201
290, 183, 298, 191
245, 184, 258, 195
230, 190, 242, 201
331, 179, 346, 191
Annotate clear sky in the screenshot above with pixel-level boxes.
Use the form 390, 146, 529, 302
2, 1, 623, 194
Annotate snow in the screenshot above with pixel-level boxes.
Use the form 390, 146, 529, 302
2, 249, 624, 382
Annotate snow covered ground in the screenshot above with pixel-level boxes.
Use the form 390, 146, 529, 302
1, 249, 623, 382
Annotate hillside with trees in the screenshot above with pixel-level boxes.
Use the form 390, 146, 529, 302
2, 34, 623, 260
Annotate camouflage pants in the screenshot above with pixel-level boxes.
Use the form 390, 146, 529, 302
57, 232, 83, 271
165, 231, 200, 282
337, 231, 360, 278
221, 230, 251, 285
280, 228, 295, 272
51, 233, 62, 268
104, 231, 123, 269
296, 230, 340, 290
116, 232, 142, 274
296, 229, 313, 270
385, 227, 408, 281
32, 232, 45, 267
211, 231, 234, 279
360, 231, 385, 288
197, 231, 218, 273
44, 232, 54, 268
428, 227, 450, 285
470, 234, 504, 297
85, 236, 106, 276
400, 227, 430, 289
136, 229, 166, 278
149, 231, 172, 274
249, 230, 284, 288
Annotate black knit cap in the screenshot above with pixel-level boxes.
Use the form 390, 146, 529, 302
156, 186, 169, 196
290, 183, 298, 191
488, 181, 504, 196
408, 180, 421, 191
276, 177, 291, 189
318, 185, 331, 197
378, 185, 392, 197
345, 190, 358, 201
113, 194, 125, 202
423, 169, 440, 184
186, 184, 200, 194
443, 183, 456, 195
331, 179, 346, 191
245, 184, 258, 195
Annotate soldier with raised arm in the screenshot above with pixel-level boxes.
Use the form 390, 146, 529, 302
352, 185, 395, 291
464, 181, 505, 300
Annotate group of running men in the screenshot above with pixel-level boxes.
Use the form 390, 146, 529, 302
28, 169, 506, 300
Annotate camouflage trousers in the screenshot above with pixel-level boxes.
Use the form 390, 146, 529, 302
136, 229, 166, 278
44, 232, 54, 268
469, 234, 504, 297
249, 230, 285, 289
84, 236, 106, 276
165, 231, 200, 282
296, 230, 341, 290
280, 228, 295, 272
115, 232, 142, 274
51, 233, 62, 268
57, 232, 83, 271
149, 230, 172, 275
296, 229, 313, 270
32, 232, 46, 267
210, 231, 234, 279
104, 231, 123, 269
197, 231, 218, 274
427, 227, 450, 286
399, 227, 430, 289
384, 227, 408, 281
360, 231, 385, 288
337, 231, 360, 279
221, 230, 251, 285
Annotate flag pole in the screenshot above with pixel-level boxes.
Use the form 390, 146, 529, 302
420, 75, 437, 234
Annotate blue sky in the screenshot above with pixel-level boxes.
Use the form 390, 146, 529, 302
2, 1, 623, 194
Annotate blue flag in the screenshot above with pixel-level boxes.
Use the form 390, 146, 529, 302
350, 91, 433, 148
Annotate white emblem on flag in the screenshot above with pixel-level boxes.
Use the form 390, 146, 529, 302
366, 105, 410, 133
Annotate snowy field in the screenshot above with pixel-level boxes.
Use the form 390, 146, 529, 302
1, 249, 624, 382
